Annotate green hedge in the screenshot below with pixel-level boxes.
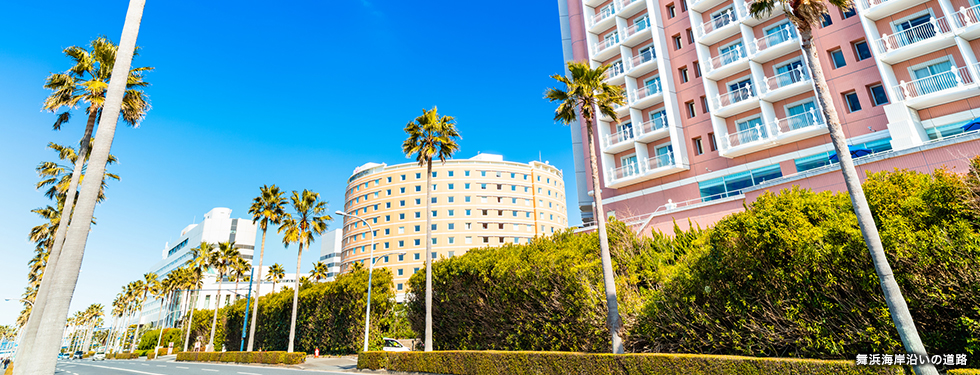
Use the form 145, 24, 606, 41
176, 351, 306, 364
146, 351, 156, 360
358, 351, 902, 375
949, 370, 980, 375
157, 347, 181, 356
113, 352, 139, 359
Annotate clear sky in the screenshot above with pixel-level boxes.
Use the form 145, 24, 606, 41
0, 1, 579, 326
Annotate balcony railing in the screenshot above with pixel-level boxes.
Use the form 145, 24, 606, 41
714, 84, 755, 108
594, 37, 619, 53
617, 0, 642, 9
875, 17, 952, 54
727, 122, 772, 148
894, 65, 974, 101
604, 127, 635, 148
708, 46, 747, 71
629, 49, 656, 69
699, 10, 737, 37
632, 81, 663, 101
607, 63, 627, 79
858, 0, 890, 10
753, 27, 796, 54
591, 6, 617, 27
610, 162, 642, 181
624, 20, 650, 38
638, 116, 668, 134
955, 4, 980, 27
774, 108, 824, 133
764, 65, 809, 92
644, 152, 674, 170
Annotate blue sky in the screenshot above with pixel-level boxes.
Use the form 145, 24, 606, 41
0, 1, 579, 326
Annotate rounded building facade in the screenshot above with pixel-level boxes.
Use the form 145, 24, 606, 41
339, 154, 567, 293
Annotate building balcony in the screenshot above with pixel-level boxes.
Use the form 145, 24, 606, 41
725, 122, 776, 156
602, 127, 636, 154
635, 116, 670, 143
760, 66, 813, 102
630, 81, 665, 108
954, 4, 980, 40
874, 17, 954, 64
688, 0, 728, 13
711, 84, 760, 117
601, 101, 630, 121
606, 152, 683, 188
696, 10, 741, 45
592, 37, 622, 62
704, 47, 750, 80
627, 49, 658, 77
605, 63, 628, 85
749, 27, 798, 62
724, 109, 826, 157
894, 65, 980, 109
589, 6, 618, 32
622, 20, 653, 46
616, 0, 646, 18
742, 0, 785, 26
858, 0, 931, 20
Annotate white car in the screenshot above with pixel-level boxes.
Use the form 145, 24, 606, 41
382, 338, 410, 352
92, 352, 106, 361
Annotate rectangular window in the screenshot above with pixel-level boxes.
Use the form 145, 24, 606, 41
400, 174, 406, 181
385, 202, 391, 209
465, 183, 470, 189
465, 196, 471, 202
680, 67, 689, 82
448, 183, 454, 190
448, 171, 454, 177
464, 170, 470, 176
841, 7, 856, 18
448, 223, 455, 230
853, 40, 872, 61
398, 226, 405, 234
481, 171, 487, 177
821, 14, 832, 27
399, 213, 405, 220
397, 268, 403, 275
415, 212, 421, 218
415, 185, 422, 192
693, 61, 701, 77
667, 4, 676, 18
431, 238, 437, 245
686, 101, 696, 118
415, 198, 421, 205
448, 237, 455, 244
397, 283, 403, 291
693, 137, 704, 155
673, 35, 682, 50
387, 177, 392, 183
431, 197, 437, 204
448, 196, 454, 203
398, 240, 405, 247
415, 225, 421, 232
448, 209, 455, 216
431, 171, 437, 178
686, 28, 694, 43
414, 239, 421, 246
399, 200, 405, 207
465, 236, 472, 244
414, 252, 420, 260
700, 95, 709, 113
432, 210, 437, 217
399, 187, 405, 194
869, 84, 889, 106
830, 49, 846, 69
415, 173, 421, 179
844, 91, 862, 112
465, 209, 471, 215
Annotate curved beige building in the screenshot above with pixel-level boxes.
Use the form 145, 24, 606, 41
339, 153, 567, 294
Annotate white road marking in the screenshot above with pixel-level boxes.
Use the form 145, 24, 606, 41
70, 362, 166, 375
156, 365, 166, 367
238, 372, 261, 375
202, 370, 219, 372
176, 366, 189, 369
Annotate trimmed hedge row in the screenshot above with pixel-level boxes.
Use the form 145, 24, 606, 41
357, 351, 903, 375
112, 352, 140, 359
949, 370, 980, 375
176, 351, 306, 365
157, 347, 181, 356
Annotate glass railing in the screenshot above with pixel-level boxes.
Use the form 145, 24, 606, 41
624, 20, 650, 38
753, 27, 796, 54
604, 127, 635, 148
714, 84, 755, 108
629, 49, 656, 69
595, 37, 619, 53
639, 116, 668, 134
764, 65, 810, 93
632, 81, 663, 101
644, 152, 674, 170
709, 46, 747, 71
699, 10, 737, 37
610, 162, 642, 181
875, 17, 951, 53
728, 122, 772, 147
894, 65, 974, 100
591, 6, 617, 27
775, 108, 824, 133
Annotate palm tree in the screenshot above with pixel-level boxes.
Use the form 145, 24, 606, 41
278, 190, 331, 353
229, 257, 250, 304
206, 241, 241, 351
183, 242, 211, 352
80, 303, 104, 352
267, 264, 285, 292
744, 2, 936, 373
23, 4, 149, 370
154, 269, 180, 351
130, 273, 159, 352
402, 106, 461, 352
310, 261, 329, 282
246, 185, 287, 352
546, 61, 627, 353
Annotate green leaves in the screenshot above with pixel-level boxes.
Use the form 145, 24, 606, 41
402, 106, 461, 167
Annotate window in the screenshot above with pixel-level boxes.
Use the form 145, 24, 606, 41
693, 137, 704, 155
431, 171, 437, 178
414, 239, 421, 246
385, 202, 391, 209
397, 283, 403, 291
465, 209, 471, 215
830, 49, 846, 69
483, 237, 490, 243
841, 7, 856, 19
398, 240, 405, 247
398, 226, 405, 234
415, 212, 421, 218
853, 40, 872, 61
448, 171, 454, 177
481, 196, 488, 203
821, 14, 832, 27
432, 210, 437, 217
448, 209, 455, 216
431, 197, 437, 204
448, 223, 455, 230
415, 185, 422, 192
686, 101, 696, 118
415, 173, 421, 179
448, 196, 454, 203
414, 225, 421, 232
386, 189, 391, 196
869, 84, 889, 106
844, 91, 862, 112
464, 170, 470, 176
693, 61, 701, 77
465, 196, 471, 202
465, 223, 472, 230
481, 171, 487, 177
399, 213, 405, 220
399, 187, 405, 194
667, 4, 676, 18
431, 238, 437, 245
397, 268, 403, 275
698, 165, 783, 200
686, 28, 694, 43
387, 177, 392, 183
399, 200, 405, 207
465, 236, 472, 244
673, 35, 683, 50
680, 67, 689, 82
448, 183, 454, 190
701, 95, 709, 113
681, 0, 687, 11
400, 174, 406, 181
414, 252, 420, 260
465, 183, 470, 189
448, 237, 455, 245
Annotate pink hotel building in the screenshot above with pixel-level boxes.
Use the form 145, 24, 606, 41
558, 0, 980, 233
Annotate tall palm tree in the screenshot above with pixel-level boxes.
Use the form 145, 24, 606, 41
246, 185, 287, 351
23, 3, 150, 370
80, 303, 103, 352
746, 2, 936, 373
402, 106, 461, 352
183, 242, 211, 352
206, 241, 241, 351
310, 261, 329, 282
130, 273, 159, 352
278, 190, 331, 353
154, 270, 179, 350
267, 264, 285, 292
546, 61, 627, 353
36, 142, 119, 203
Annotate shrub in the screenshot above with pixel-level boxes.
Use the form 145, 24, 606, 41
176, 351, 305, 364
139, 327, 185, 351
113, 352, 139, 359
949, 370, 980, 375
146, 351, 155, 360
358, 351, 901, 375
156, 346, 180, 356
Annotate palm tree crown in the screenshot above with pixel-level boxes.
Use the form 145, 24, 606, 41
545, 61, 625, 127
401, 106, 461, 166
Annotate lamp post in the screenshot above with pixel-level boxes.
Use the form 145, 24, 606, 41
239, 264, 256, 351
336, 211, 406, 352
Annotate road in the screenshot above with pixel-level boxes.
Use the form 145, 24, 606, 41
53, 357, 359, 375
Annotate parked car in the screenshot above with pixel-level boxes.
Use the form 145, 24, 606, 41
92, 352, 106, 361
382, 337, 410, 352
73, 351, 84, 359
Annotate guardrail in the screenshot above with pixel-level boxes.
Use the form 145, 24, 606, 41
875, 17, 951, 54
894, 65, 973, 101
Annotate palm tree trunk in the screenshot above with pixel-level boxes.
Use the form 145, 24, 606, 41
798, 27, 937, 375
287, 244, 303, 353
22, 2, 145, 373
424, 161, 434, 352
155, 293, 168, 351
584, 116, 624, 354
246, 229, 268, 351
183, 291, 196, 352
14, 107, 99, 370
131, 296, 146, 352
208, 277, 223, 351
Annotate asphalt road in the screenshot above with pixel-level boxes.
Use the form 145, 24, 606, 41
53, 358, 358, 375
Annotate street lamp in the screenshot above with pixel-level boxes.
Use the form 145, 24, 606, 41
336, 210, 406, 352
